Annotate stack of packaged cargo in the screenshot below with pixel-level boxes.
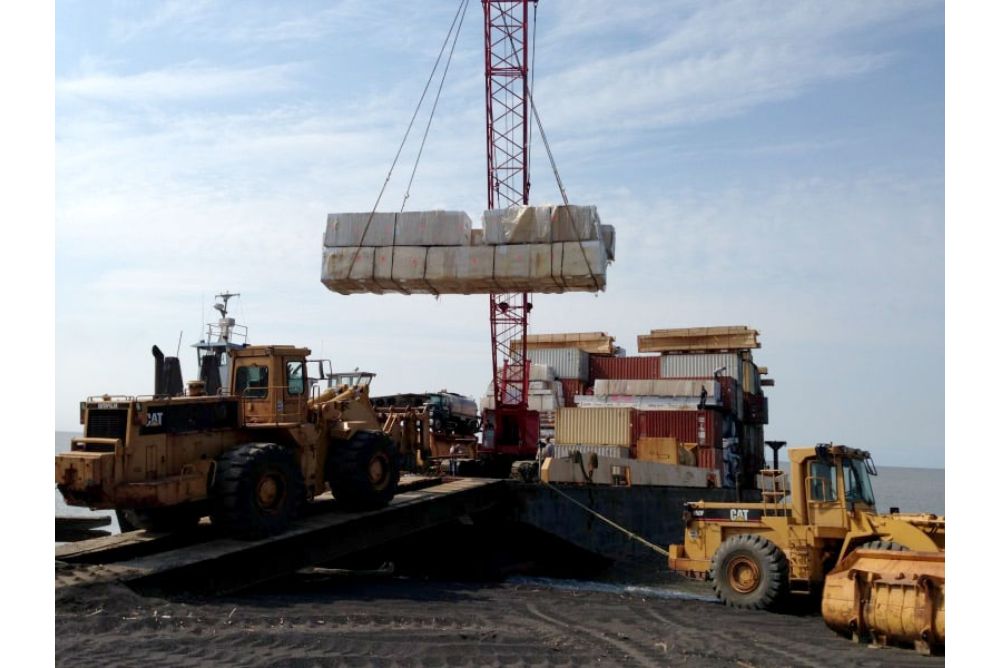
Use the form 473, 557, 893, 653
478, 326, 771, 489
322, 205, 614, 295
480, 364, 565, 432
636, 326, 770, 488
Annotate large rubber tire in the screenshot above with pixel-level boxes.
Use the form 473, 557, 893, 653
210, 443, 305, 539
120, 505, 204, 532
327, 431, 400, 511
710, 534, 789, 610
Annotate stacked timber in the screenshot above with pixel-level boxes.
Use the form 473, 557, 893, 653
321, 205, 613, 295
637, 326, 760, 353
522, 332, 616, 355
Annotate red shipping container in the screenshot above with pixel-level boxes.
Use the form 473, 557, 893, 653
697, 446, 724, 473
589, 355, 660, 381
559, 379, 586, 407
635, 410, 723, 449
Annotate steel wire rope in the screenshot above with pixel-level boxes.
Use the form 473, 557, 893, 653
400, 0, 471, 212
346, 0, 468, 276
540, 477, 671, 559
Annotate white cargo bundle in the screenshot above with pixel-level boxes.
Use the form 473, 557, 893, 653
593, 379, 721, 400
322, 207, 612, 295
529, 364, 555, 382
574, 395, 712, 410
325, 211, 471, 247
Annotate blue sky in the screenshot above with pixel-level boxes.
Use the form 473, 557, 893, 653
54, 0, 944, 467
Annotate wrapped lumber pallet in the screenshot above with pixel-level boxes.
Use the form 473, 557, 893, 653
321, 207, 613, 296
521, 332, 616, 355
637, 325, 760, 353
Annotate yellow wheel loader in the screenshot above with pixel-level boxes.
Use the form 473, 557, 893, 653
668, 444, 944, 653
56, 344, 400, 539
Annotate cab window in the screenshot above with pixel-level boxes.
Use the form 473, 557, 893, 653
235, 365, 269, 399
808, 460, 837, 502
286, 361, 305, 396
843, 458, 876, 506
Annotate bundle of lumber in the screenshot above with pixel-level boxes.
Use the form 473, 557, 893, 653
521, 332, 616, 355
321, 205, 613, 295
637, 326, 760, 353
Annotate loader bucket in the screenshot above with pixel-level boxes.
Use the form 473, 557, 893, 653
822, 549, 944, 655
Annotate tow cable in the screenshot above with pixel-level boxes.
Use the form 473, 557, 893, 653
538, 478, 671, 559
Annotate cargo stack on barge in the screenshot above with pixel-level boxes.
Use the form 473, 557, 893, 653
482, 326, 770, 492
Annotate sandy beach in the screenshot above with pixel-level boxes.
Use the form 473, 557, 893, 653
56, 569, 941, 668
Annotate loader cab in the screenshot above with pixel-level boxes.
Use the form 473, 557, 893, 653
230, 345, 312, 425
790, 445, 877, 531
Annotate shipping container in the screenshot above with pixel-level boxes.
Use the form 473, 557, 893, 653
659, 353, 743, 384
527, 348, 590, 380
552, 444, 631, 460
555, 407, 635, 446
635, 410, 723, 449
589, 355, 659, 380
697, 446, 724, 474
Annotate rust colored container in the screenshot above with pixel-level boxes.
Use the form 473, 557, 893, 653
589, 355, 660, 381
635, 410, 723, 448
560, 379, 587, 407
697, 446, 724, 473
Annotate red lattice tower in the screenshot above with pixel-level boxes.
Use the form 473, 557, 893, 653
484, 0, 536, 456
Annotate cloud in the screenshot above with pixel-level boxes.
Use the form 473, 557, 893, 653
56, 62, 302, 102
533, 0, 938, 133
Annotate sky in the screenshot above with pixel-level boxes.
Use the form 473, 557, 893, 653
54, 0, 944, 467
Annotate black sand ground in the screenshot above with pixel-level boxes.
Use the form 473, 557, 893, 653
55, 573, 942, 668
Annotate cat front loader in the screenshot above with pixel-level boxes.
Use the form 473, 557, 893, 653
668, 444, 944, 654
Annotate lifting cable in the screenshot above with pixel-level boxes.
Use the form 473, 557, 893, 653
347, 0, 469, 276
400, 0, 471, 212
540, 478, 671, 559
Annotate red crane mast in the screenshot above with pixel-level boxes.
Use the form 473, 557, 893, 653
483, 0, 537, 459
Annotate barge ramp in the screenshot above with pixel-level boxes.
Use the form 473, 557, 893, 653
57, 478, 503, 595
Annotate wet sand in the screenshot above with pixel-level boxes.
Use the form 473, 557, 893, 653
56, 573, 941, 667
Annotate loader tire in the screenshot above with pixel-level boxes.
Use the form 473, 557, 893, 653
120, 505, 204, 533
710, 534, 788, 610
210, 443, 305, 539
327, 431, 400, 511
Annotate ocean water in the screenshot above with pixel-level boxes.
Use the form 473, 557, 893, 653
778, 460, 944, 516
54, 431, 945, 539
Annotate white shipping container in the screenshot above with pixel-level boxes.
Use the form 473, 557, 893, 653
659, 353, 743, 385
527, 348, 590, 380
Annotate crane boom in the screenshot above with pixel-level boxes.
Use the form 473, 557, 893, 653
484, 0, 537, 458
